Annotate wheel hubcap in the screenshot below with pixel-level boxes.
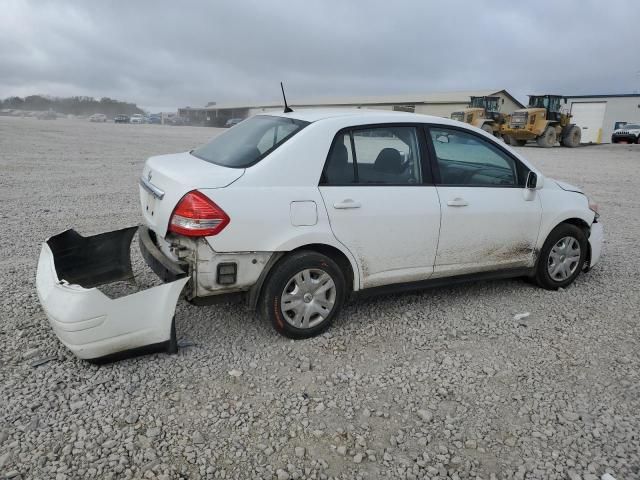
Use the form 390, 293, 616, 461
547, 236, 581, 281
280, 268, 336, 329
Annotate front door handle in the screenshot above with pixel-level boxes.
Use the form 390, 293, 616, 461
334, 199, 361, 209
447, 197, 469, 207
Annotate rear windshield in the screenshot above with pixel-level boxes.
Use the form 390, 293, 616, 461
191, 115, 309, 168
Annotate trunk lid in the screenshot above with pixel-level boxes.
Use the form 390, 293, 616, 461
139, 152, 244, 236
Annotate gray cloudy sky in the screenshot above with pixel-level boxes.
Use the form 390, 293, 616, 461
2, 0, 638, 111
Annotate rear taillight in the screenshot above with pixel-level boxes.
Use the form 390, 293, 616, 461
169, 190, 230, 237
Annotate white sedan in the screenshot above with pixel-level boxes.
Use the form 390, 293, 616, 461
130, 114, 145, 124
36, 109, 603, 361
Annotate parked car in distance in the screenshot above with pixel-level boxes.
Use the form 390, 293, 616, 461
224, 118, 244, 128
36, 109, 604, 360
611, 123, 640, 144
130, 114, 145, 124
89, 113, 107, 122
147, 114, 162, 124
37, 110, 57, 120
114, 114, 130, 124
166, 115, 188, 126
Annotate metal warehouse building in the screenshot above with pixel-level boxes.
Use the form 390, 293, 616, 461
180, 89, 523, 127
565, 94, 640, 143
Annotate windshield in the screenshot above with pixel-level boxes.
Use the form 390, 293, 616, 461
529, 96, 561, 111
192, 115, 308, 168
529, 96, 548, 108
620, 124, 640, 129
485, 98, 499, 112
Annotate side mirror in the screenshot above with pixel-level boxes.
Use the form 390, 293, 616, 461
526, 171, 544, 190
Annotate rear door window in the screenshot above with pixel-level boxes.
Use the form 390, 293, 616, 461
323, 133, 356, 184
322, 126, 422, 185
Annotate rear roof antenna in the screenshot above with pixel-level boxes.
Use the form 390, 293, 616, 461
281, 82, 293, 113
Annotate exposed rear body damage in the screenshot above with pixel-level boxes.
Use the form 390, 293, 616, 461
36, 227, 188, 361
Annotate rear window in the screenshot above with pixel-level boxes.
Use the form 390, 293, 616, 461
191, 115, 308, 168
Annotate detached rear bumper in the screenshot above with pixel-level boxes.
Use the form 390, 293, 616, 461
36, 227, 189, 361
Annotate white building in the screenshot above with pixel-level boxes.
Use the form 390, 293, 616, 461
564, 94, 640, 143
183, 89, 523, 127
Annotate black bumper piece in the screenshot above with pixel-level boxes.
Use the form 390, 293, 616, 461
47, 227, 137, 288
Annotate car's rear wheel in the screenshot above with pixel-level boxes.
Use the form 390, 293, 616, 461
261, 251, 346, 338
535, 223, 587, 290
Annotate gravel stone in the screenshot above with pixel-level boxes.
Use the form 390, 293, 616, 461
191, 431, 205, 445
1, 119, 637, 479
416, 409, 433, 422
276, 469, 290, 480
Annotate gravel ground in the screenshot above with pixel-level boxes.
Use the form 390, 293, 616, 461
1, 116, 639, 480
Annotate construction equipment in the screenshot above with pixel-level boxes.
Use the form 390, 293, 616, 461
501, 95, 581, 148
450, 96, 508, 137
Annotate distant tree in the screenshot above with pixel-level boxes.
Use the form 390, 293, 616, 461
0, 95, 144, 116
3, 96, 25, 109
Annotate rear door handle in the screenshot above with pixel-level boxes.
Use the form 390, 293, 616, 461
447, 197, 469, 207
334, 199, 361, 209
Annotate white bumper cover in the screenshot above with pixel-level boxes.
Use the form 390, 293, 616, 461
36, 229, 188, 361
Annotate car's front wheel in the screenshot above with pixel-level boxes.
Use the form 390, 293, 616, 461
261, 251, 346, 338
535, 223, 588, 290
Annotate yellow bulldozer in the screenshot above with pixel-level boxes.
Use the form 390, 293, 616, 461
450, 96, 508, 138
501, 95, 581, 148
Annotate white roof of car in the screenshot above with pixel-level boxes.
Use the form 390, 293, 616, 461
260, 108, 538, 174
261, 108, 455, 125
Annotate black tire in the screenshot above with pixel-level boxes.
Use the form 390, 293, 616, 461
512, 138, 527, 147
481, 123, 494, 135
535, 223, 588, 290
536, 126, 557, 148
561, 125, 581, 148
636, 135, 640, 144
260, 250, 346, 339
